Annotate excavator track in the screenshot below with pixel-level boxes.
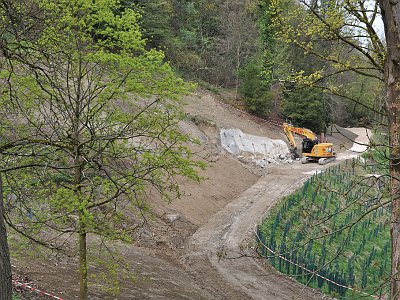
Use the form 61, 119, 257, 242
318, 156, 336, 165
301, 156, 336, 165
301, 157, 309, 164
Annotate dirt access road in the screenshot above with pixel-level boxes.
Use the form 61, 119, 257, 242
185, 163, 333, 300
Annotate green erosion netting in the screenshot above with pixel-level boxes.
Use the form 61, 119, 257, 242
257, 158, 390, 299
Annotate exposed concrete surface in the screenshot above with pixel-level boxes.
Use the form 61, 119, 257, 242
337, 128, 371, 160
220, 128, 289, 159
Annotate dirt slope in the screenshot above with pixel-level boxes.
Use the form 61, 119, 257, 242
12, 89, 361, 299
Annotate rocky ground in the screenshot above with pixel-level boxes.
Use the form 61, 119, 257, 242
11, 89, 366, 299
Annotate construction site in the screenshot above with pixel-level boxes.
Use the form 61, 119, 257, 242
11, 89, 371, 299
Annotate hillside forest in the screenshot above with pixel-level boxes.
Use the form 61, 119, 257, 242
130, 0, 383, 133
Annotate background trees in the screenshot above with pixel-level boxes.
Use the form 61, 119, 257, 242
282, 84, 331, 133
244, 0, 382, 127
123, 0, 260, 88
113, 0, 384, 128
270, 8, 384, 117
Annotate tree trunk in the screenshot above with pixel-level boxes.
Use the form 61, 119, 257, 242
79, 229, 88, 300
74, 55, 88, 299
379, 1, 400, 298
235, 43, 241, 100
0, 174, 13, 300
76, 165, 87, 299
389, 95, 400, 300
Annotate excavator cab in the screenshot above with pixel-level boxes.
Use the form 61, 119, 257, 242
302, 138, 317, 154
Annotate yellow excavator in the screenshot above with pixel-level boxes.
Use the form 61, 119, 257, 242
283, 123, 336, 165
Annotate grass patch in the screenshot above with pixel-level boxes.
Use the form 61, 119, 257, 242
257, 158, 390, 299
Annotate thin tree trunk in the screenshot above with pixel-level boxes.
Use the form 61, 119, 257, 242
379, 1, 400, 298
79, 229, 87, 300
74, 55, 88, 300
235, 43, 241, 100
76, 157, 87, 300
77, 166, 87, 300
0, 174, 12, 300
389, 103, 400, 300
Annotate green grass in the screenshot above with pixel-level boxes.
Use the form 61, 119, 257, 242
257, 158, 390, 299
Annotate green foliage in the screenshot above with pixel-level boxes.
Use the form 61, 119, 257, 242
265, 0, 384, 127
257, 0, 276, 85
122, 0, 220, 82
245, 0, 384, 129
282, 83, 331, 133
258, 160, 391, 298
0, 0, 204, 296
237, 0, 286, 117
121, 0, 261, 88
88, 242, 139, 295
128, 0, 174, 49
239, 56, 274, 117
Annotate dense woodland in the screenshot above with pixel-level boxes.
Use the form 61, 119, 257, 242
126, 0, 382, 133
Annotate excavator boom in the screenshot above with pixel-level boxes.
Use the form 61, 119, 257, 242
283, 123, 317, 141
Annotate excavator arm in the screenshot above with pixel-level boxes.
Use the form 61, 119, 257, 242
283, 123, 298, 151
283, 123, 317, 141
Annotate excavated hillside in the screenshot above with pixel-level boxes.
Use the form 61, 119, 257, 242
12, 89, 366, 299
